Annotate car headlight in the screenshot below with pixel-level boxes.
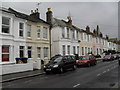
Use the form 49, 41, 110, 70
44, 65, 46, 68
53, 65, 58, 68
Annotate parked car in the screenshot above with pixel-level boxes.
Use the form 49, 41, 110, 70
112, 54, 119, 60
43, 55, 77, 74
103, 55, 114, 61
76, 55, 97, 67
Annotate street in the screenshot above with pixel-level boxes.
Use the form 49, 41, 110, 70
2, 60, 119, 88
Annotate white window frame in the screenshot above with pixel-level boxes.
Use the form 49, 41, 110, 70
67, 45, 70, 55
37, 47, 41, 58
44, 47, 48, 58
28, 46, 32, 58
37, 26, 41, 39
19, 46, 24, 57
2, 16, 10, 34
62, 45, 66, 56
62, 27, 65, 38
67, 28, 70, 39
27, 24, 31, 38
43, 27, 48, 40
19, 22, 24, 37
2, 45, 10, 62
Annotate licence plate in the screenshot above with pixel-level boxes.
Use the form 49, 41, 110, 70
46, 69, 51, 71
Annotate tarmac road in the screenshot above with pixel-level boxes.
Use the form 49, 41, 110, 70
2, 59, 119, 88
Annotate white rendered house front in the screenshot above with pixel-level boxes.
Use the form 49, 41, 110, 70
51, 26, 80, 57
0, 8, 33, 75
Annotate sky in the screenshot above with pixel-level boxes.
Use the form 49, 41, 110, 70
1, 2, 118, 38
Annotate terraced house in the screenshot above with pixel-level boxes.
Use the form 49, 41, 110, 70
46, 8, 80, 57
0, 7, 32, 75
0, 7, 50, 75
26, 9, 50, 69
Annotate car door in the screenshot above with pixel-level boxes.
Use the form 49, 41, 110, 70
89, 56, 93, 64
62, 56, 70, 70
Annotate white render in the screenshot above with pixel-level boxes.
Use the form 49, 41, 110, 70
0, 8, 32, 75
51, 26, 80, 57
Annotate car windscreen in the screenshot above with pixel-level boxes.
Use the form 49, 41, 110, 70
50, 56, 62, 63
82, 56, 89, 60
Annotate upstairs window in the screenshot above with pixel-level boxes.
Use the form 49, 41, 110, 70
27, 25, 31, 38
19, 23, 24, 37
37, 26, 41, 39
62, 27, 65, 38
43, 27, 48, 39
76, 31, 79, 40
67, 28, 69, 38
72, 30, 75, 40
2, 17, 10, 34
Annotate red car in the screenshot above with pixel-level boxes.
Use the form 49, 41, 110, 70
76, 56, 97, 67
103, 55, 114, 62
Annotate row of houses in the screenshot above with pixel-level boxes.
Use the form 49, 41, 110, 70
0, 7, 119, 75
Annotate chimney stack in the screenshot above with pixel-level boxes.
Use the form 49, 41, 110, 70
86, 25, 90, 32
67, 16, 72, 25
30, 8, 40, 19
46, 8, 53, 25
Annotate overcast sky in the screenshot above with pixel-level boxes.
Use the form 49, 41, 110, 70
2, 2, 118, 38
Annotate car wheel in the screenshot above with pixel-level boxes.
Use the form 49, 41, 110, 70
87, 63, 91, 67
59, 67, 64, 73
73, 65, 77, 70
94, 61, 97, 65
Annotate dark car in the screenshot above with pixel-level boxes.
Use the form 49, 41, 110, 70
103, 55, 114, 61
112, 54, 119, 60
76, 55, 97, 67
43, 55, 77, 74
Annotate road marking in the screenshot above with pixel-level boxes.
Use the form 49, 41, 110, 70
73, 83, 80, 88
24, 80, 32, 83
103, 71, 106, 73
97, 73, 101, 76
107, 69, 110, 71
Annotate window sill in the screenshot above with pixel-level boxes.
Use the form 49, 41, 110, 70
27, 37, 32, 40
42, 38, 48, 41
1, 33, 13, 36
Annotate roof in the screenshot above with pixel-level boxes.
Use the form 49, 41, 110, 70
52, 18, 81, 31
1, 7, 50, 25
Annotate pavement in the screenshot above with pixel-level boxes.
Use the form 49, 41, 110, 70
2, 60, 119, 88
0, 69, 45, 83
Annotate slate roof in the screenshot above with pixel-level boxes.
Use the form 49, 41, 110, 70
1, 7, 50, 25
52, 18, 81, 31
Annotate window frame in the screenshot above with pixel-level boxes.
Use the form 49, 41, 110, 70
2, 45, 10, 62
2, 16, 10, 34
19, 22, 24, 37
27, 24, 32, 38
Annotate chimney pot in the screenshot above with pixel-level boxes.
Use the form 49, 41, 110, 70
31, 10, 34, 14
48, 8, 51, 11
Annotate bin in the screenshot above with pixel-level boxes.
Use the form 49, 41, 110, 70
15, 57, 28, 64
